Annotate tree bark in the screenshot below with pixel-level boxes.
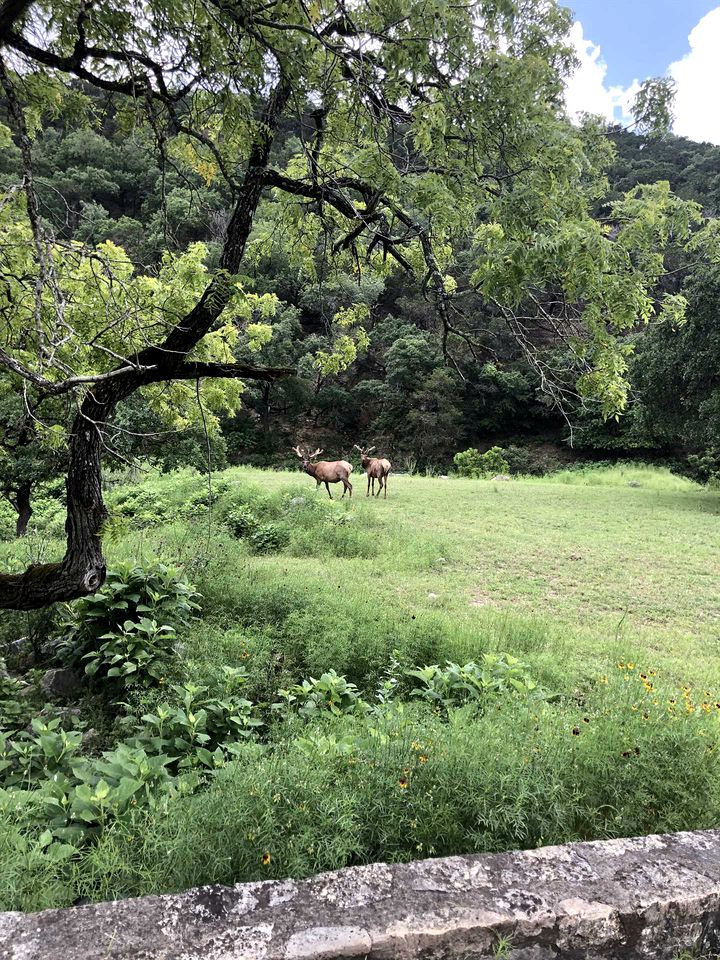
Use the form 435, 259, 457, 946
14, 482, 32, 537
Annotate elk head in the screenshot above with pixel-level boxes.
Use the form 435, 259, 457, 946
353, 444, 376, 465
292, 445, 323, 473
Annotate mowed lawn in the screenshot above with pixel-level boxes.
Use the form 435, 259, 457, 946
203, 465, 720, 689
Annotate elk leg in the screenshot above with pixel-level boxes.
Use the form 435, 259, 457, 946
325, 481, 333, 499
376, 477, 383, 497
366, 475, 371, 497
347, 479, 352, 498
384, 474, 388, 499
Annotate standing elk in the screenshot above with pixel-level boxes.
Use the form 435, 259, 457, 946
292, 446, 353, 499
354, 445, 392, 498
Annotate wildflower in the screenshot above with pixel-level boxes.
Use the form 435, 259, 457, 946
411, 741, 422, 751
572, 727, 580, 736
582, 717, 590, 724
599, 675, 608, 685
669, 698, 676, 705
419, 754, 428, 763
622, 750, 631, 758
262, 852, 271, 866
627, 663, 635, 670
643, 712, 649, 720
631, 704, 638, 711
617, 661, 625, 669
640, 674, 648, 681
399, 777, 409, 789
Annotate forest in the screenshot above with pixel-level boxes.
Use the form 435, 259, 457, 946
0, 0, 719, 934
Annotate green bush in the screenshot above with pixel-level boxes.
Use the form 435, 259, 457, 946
248, 522, 290, 554
82, 618, 177, 684
224, 504, 258, 538
274, 670, 366, 719
74, 678, 720, 897
0, 661, 27, 731
453, 446, 510, 478
57, 561, 200, 683
501, 444, 565, 477
127, 678, 263, 770
108, 489, 173, 528
406, 656, 540, 713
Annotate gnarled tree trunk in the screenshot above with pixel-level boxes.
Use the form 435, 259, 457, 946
14, 482, 32, 537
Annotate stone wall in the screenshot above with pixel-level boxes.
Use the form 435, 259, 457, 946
2, 829, 720, 959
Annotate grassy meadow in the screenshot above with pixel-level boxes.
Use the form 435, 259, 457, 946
1, 463, 720, 910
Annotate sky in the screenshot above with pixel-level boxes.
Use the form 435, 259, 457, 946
564, 0, 720, 143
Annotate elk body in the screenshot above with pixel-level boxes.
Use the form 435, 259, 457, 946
354, 445, 391, 498
292, 446, 353, 499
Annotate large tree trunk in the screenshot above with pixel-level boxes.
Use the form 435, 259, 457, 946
14, 482, 32, 537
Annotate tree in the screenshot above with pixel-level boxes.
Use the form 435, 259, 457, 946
0, 0, 709, 609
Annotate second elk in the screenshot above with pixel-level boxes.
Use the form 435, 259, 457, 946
354, 445, 392, 499
292, 446, 353, 499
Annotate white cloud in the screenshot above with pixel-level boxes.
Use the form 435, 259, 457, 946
564, 21, 638, 125
669, 6, 720, 144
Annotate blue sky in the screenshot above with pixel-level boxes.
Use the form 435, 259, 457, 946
568, 1, 718, 87
564, 2, 720, 142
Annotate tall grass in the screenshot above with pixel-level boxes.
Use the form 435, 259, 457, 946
530, 463, 698, 490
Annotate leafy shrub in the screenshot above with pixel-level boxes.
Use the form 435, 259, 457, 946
82, 618, 177, 684
0, 718, 83, 788
406, 655, 540, 712
178, 480, 231, 518
501, 444, 565, 477
224, 504, 258, 537
39, 744, 176, 842
0, 661, 27, 730
453, 446, 510, 478
275, 670, 366, 718
684, 448, 720, 487
109, 489, 173, 527
128, 679, 263, 769
58, 561, 200, 681
249, 521, 290, 554
0, 499, 15, 541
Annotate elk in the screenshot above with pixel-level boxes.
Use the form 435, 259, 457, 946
354, 445, 392, 498
292, 446, 353, 499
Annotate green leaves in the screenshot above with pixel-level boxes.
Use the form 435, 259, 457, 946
57, 560, 200, 686
275, 670, 366, 719
407, 656, 541, 714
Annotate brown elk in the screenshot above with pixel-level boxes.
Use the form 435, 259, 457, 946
292, 446, 353, 499
354, 445, 391, 498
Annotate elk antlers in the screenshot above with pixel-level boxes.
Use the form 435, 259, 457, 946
292, 445, 323, 460
353, 444, 376, 455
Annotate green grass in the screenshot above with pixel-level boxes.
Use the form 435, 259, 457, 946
87, 461, 719, 690
1, 462, 720, 911
3, 461, 720, 690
